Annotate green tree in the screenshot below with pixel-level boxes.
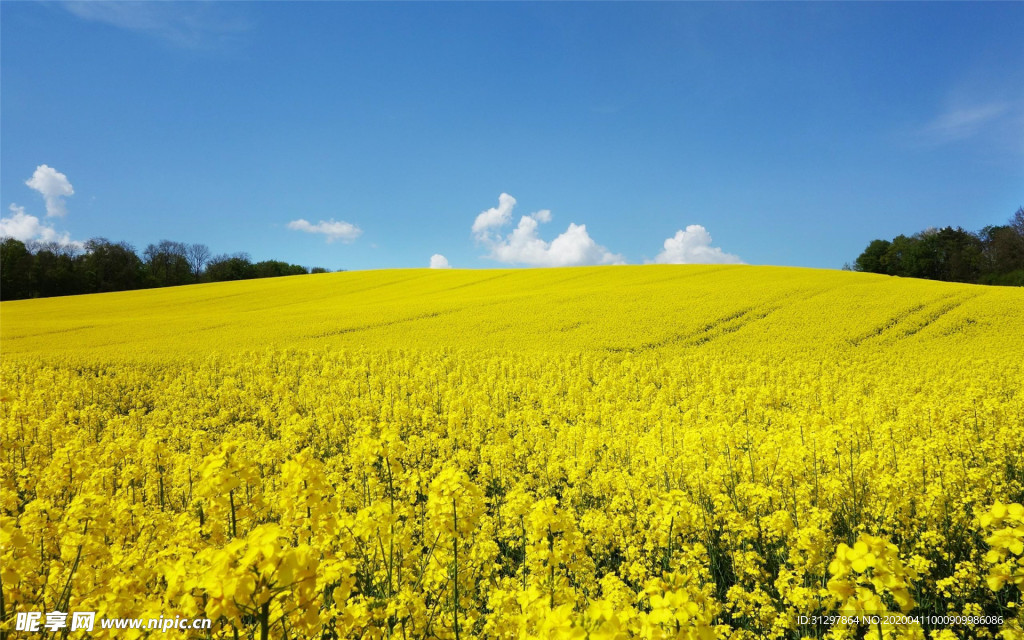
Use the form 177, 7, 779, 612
144, 240, 192, 287
251, 260, 309, 278
932, 227, 982, 283
81, 238, 145, 293
30, 242, 82, 298
0, 237, 34, 300
883, 234, 918, 277
854, 239, 891, 274
204, 253, 255, 282
852, 208, 1023, 286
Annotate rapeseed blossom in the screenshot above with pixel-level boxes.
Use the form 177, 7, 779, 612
2, 265, 1023, 638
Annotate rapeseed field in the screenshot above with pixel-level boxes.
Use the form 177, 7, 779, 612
2, 265, 1023, 639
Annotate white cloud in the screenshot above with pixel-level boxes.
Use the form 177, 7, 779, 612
923, 102, 1011, 143
473, 194, 624, 267
654, 225, 742, 264
25, 165, 74, 218
429, 254, 452, 269
471, 192, 517, 239
0, 204, 81, 249
529, 209, 552, 223
62, 1, 251, 49
287, 218, 362, 243
4, 165, 82, 248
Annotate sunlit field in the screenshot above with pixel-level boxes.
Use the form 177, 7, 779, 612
2, 265, 1023, 639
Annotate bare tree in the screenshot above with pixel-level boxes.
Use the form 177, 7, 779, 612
144, 240, 190, 287
25, 240, 83, 258
185, 243, 211, 281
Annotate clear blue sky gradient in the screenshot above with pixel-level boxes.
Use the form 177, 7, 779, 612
2, 2, 1022, 271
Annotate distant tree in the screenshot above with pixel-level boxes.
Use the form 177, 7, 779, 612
978, 213, 1024, 286
251, 260, 309, 278
980, 225, 1024, 274
883, 235, 917, 277
204, 253, 254, 282
30, 242, 82, 297
4, 236, 325, 299
852, 208, 1024, 286
310, 267, 330, 274
81, 238, 145, 293
854, 239, 891, 274
1, 237, 34, 300
26, 240, 83, 259
908, 228, 943, 280
881, 227, 982, 281
185, 243, 211, 281
932, 226, 982, 283
144, 240, 192, 287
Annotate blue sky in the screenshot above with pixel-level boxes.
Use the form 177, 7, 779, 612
2, 2, 1022, 271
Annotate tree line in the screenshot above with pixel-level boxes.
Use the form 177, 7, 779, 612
852, 207, 1024, 286
0, 237, 330, 301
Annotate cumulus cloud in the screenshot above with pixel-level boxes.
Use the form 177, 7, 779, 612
529, 209, 552, 223
429, 254, 452, 269
25, 165, 74, 218
471, 192, 517, 239
653, 225, 743, 264
472, 194, 624, 267
287, 218, 362, 243
3, 165, 82, 248
0, 204, 81, 249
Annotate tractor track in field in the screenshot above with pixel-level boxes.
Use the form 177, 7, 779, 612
604, 302, 769, 353
897, 294, 980, 339
603, 286, 835, 354
846, 293, 979, 346
310, 310, 458, 338
308, 298, 510, 339
6, 324, 98, 340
